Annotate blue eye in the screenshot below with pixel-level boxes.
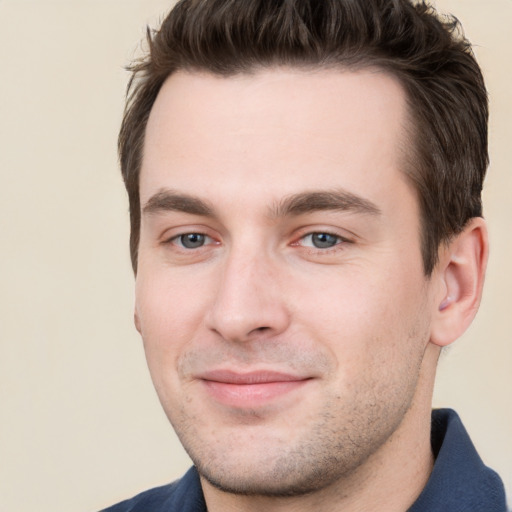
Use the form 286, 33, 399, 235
302, 233, 341, 249
176, 233, 208, 249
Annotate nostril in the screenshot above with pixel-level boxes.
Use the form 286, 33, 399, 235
250, 327, 272, 335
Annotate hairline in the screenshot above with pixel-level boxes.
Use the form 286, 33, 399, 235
133, 62, 432, 274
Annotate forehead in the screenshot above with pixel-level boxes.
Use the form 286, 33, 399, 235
141, 67, 411, 208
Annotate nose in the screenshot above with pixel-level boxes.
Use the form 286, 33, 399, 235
205, 248, 291, 343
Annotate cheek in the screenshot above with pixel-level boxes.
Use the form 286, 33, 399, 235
137, 267, 207, 332
292, 265, 428, 370
135, 272, 209, 384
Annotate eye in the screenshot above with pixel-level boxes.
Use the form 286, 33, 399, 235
300, 232, 343, 249
172, 233, 211, 249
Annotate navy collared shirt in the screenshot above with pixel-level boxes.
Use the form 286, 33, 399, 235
101, 409, 508, 511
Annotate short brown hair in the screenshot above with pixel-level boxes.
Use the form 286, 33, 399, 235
119, 0, 488, 275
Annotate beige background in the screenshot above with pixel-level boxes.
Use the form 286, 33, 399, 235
0, 0, 510, 511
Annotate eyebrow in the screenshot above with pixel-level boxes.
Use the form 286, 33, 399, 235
142, 189, 214, 217
270, 190, 381, 218
142, 188, 381, 219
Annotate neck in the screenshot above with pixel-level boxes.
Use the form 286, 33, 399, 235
202, 343, 440, 512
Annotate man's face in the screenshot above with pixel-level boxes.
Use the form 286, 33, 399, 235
136, 68, 440, 496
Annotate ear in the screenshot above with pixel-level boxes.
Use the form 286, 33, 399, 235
134, 302, 142, 334
430, 217, 488, 347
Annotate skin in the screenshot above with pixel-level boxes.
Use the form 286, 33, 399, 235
135, 68, 488, 511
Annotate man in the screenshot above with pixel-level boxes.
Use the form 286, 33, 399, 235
102, 0, 508, 510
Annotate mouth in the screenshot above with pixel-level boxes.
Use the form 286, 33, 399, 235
197, 370, 312, 408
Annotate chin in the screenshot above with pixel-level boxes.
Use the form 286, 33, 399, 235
184, 424, 374, 499
196, 455, 347, 498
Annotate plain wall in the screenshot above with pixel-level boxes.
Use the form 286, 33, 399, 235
0, 1, 510, 510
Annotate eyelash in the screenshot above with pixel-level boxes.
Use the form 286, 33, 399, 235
165, 230, 351, 253
167, 233, 216, 250
292, 231, 351, 253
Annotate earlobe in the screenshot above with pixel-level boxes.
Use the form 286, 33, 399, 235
134, 304, 142, 334
430, 217, 488, 347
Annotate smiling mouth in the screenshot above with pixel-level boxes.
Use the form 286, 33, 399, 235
198, 370, 312, 408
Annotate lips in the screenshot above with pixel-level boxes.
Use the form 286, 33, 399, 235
198, 370, 311, 408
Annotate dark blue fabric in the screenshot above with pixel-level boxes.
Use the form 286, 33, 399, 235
408, 409, 507, 511
100, 467, 206, 512
100, 409, 507, 511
